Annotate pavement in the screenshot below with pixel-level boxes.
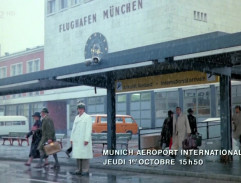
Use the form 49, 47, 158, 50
1, 161, 238, 183
1, 136, 241, 182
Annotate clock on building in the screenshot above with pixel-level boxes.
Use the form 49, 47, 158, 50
84, 32, 108, 59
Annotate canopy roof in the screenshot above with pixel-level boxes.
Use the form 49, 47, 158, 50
1, 31, 241, 96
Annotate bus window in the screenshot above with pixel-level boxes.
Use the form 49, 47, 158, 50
0, 122, 4, 126
5, 122, 12, 126
21, 121, 25, 125
13, 121, 22, 125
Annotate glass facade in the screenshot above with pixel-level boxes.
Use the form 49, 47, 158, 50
87, 96, 105, 114
2, 84, 241, 132
5, 105, 17, 115
155, 91, 179, 127
130, 92, 151, 128
184, 88, 211, 117
116, 94, 127, 115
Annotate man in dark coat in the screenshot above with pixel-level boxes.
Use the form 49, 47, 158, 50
35, 108, 60, 169
187, 108, 197, 135
25, 112, 48, 166
160, 110, 173, 149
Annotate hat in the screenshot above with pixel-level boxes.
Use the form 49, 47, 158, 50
77, 103, 85, 109
32, 112, 41, 118
187, 108, 194, 113
168, 110, 173, 116
41, 107, 49, 113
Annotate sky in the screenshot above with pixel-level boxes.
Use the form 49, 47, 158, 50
0, 0, 44, 55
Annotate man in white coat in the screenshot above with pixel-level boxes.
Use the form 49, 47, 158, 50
70, 103, 93, 176
232, 105, 241, 151
172, 107, 191, 151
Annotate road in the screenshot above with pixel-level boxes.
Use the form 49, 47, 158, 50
0, 160, 238, 183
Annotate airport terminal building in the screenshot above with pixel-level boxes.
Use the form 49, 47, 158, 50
1, 0, 241, 134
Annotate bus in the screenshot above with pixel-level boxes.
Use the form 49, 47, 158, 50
0, 116, 29, 136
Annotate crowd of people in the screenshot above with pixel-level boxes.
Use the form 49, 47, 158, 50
160, 107, 197, 153
24, 102, 241, 176
160, 105, 241, 156
25, 103, 92, 176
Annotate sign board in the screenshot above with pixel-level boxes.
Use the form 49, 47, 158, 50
116, 71, 219, 93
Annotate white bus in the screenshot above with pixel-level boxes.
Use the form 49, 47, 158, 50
0, 116, 29, 136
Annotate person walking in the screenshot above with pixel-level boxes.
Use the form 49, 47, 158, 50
35, 108, 60, 169
25, 112, 48, 166
232, 105, 241, 150
70, 103, 93, 176
172, 107, 191, 150
187, 108, 197, 135
160, 110, 173, 149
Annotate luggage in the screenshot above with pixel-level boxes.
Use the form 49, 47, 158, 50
44, 142, 61, 155
182, 136, 197, 150
192, 133, 202, 147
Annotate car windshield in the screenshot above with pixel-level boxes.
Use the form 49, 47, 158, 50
125, 117, 134, 123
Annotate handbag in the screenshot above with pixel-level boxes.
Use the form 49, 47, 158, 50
44, 142, 61, 155
182, 136, 197, 150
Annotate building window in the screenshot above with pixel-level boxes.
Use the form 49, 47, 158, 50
0, 67, 7, 79
27, 59, 40, 73
60, 0, 68, 9
117, 95, 126, 103
11, 63, 22, 76
6, 105, 17, 115
71, 0, 82, 5
184, 88, 210, 117
116, 94, 127, 115
27, 59, 40, 97
10, 63, 23, 98
155, 91, 179, 120
47, 0, 56, 14
130, 92, 151, 128
194, 11, 207, 22
87, 96, 104, 114
131, 93, 141, 102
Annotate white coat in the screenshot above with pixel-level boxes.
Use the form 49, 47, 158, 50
172, 113, 191, 150
232, 113, 241, 140
70, 112, 93, 159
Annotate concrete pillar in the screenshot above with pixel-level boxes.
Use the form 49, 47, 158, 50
220, 75, 232, 151
106, 73, 116, 150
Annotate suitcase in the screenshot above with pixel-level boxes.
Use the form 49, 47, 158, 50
44, 142, 61, 155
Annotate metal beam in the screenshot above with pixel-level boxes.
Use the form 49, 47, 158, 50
220, 75, 232, 152
106, 73, 116, 151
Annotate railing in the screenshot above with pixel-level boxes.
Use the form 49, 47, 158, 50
138, 120, 221, 149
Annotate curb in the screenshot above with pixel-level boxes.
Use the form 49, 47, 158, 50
1, 157, 241, 182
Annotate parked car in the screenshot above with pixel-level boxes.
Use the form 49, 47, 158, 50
91, 114, 138, 134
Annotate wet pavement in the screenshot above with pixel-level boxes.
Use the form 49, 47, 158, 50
1, 137, 241, 182
0, 161, 239, 183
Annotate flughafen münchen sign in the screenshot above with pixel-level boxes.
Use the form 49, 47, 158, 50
58, 0, 143, 33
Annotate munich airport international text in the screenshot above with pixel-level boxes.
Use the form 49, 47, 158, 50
103, 149, 241, 156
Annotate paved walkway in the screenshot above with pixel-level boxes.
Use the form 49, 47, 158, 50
1, 137, 241, 182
